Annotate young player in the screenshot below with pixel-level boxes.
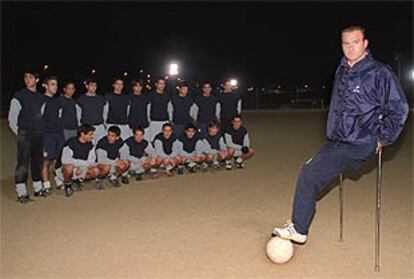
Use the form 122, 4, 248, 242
8, 69, 47, 203
41, 76, 65, 195
120, 127, 158, 180
224, 115, 255, 169
76, 78, 108, 144
153, 123, 180, 177
175, 124, 205, 174
60, 81, 79, 141
129, 79, 151, 140
106, 77, 132, 139
217, 79, 242, 132
193, 81, 220, 137
272, 26, 409, 244
168, 80, 197, 137
201, 120, 229, 168
96, 126, 130, 187
148, 77, 170, 141
55, 124, 101, 197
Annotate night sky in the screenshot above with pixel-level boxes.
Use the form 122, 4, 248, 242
2, 1, 413, 102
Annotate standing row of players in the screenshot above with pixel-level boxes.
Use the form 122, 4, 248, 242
8, 70, 254, 203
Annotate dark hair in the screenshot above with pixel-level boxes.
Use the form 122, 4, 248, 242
112, 77, 123, 84
133, 126, 144, 134
178, 80, 189, 88
155, 76, 165, 83
131, 79, 143, 88
202, 81, 213, 87
77, 124, 95, 137
185, 123, 197, 131
223, 79, 231, 84
208, 120, 220, 128
108, 126, 121, 137
43, 75, 58, 84
85, 78, 97, 85
63, 81, 75, 88
232, 114, 242, 121
23, 69, 40, 79
342, 25, 367, 39
162, 122, 173, 130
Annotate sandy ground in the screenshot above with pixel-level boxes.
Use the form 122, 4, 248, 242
1, 110, 412, 279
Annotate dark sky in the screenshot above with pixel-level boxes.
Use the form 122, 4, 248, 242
2, 1, 413, 98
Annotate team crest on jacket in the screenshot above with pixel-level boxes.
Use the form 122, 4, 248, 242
352, 85, 361, 93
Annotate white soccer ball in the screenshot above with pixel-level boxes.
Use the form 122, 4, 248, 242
266, 236, 294, 264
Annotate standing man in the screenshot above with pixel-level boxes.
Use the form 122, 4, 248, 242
129, 79, 151, 140
60, 81, 79, 141
148, 77, 170, 141
8, 69, 47, 203
272, 26, 409, 244
217, 79, 241, 132
106, 77, 132, 140
76, 78, 108, 145
168, 80, 197, 137
41, 76, 65, 195
193, 81, 220, 137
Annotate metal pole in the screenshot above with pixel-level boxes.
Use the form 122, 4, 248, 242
338, 173, 344, 243
374, 148, 383, 272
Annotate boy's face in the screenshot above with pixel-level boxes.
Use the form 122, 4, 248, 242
178, 86, 188, 96
134, 130, 144, 142
202, 84, 212, 95
63, 83, 76, 98
45, 79, 58, 95
132, 83, 142, 94
208, 126, 218, 136
107, 131, 119, 144
86, 82, 97, 93
223, 81, 232, 92
24, 73, 39, 88
185, 128, 196, 139
162, 126, 173, 139
232, 117, 242, 130
113, 80, 124, 93
81, 131, 94, 142
155, 80, 165, 92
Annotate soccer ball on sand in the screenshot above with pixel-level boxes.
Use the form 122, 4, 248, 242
266, 236, 294, 264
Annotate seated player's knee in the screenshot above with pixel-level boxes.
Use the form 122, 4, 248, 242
227, 148, 235, 156
62, 164, 74, 174
99, 164, 110, 176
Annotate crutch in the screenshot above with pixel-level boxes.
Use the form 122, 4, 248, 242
338, 173, 344, 243
374, 148, 383, 272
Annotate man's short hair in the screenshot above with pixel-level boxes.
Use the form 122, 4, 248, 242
85, 78, 97, 85
232, 114, 242, 121
131, 79, 143, 88
133, 126, 144, 134
155, 76, 165, 83
178, 80, 189, 88
342, 25, 367, 39
185, 123, 197, 131
112, 77, 123, 84
63, 81, 75, 88
23, 68, 40, 79
108, 126, 121, 137
208, 120, 220, 128
162, 122, 173, 130
77, 124, 95, 137
202, 81, 213, 87
43, 75, 58, 84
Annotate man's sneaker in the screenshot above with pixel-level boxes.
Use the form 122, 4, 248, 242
64, 184, 74, 197
109, 178, 121, 187
225, 160, 232, 170
121, 176, 129, 184
17, 195, 34, 204
43, 187, 53, 196
272, 221, 307, 244
201, 162, 209, 171
212, 161, 220, 169
177, 166, 184, 175
55, 177, 64, 190
134, 172, 143, 181
34, 189, 48, 197
95, 180, 104, 190
72, 179, 84, 191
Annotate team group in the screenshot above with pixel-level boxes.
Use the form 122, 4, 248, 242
8, 71, 255, 202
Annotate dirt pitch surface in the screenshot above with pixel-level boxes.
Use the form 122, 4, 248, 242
1, 110, 412, 279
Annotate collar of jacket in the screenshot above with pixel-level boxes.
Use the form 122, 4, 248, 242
340, 51, 374, 73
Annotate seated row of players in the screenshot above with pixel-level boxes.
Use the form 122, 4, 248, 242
56, 115, 255, 197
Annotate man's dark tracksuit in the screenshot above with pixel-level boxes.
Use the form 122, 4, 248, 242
8, 88, 46, 196
59, 95, 78, 141
194, 94, 219, 137
292, 53, 409, 235
129, 93, 150, 130
43, 95, 65, 161
169, 94, 194, 137
217, 91, 241, 131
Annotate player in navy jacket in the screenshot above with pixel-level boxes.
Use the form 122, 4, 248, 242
272, 25, 409, 244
